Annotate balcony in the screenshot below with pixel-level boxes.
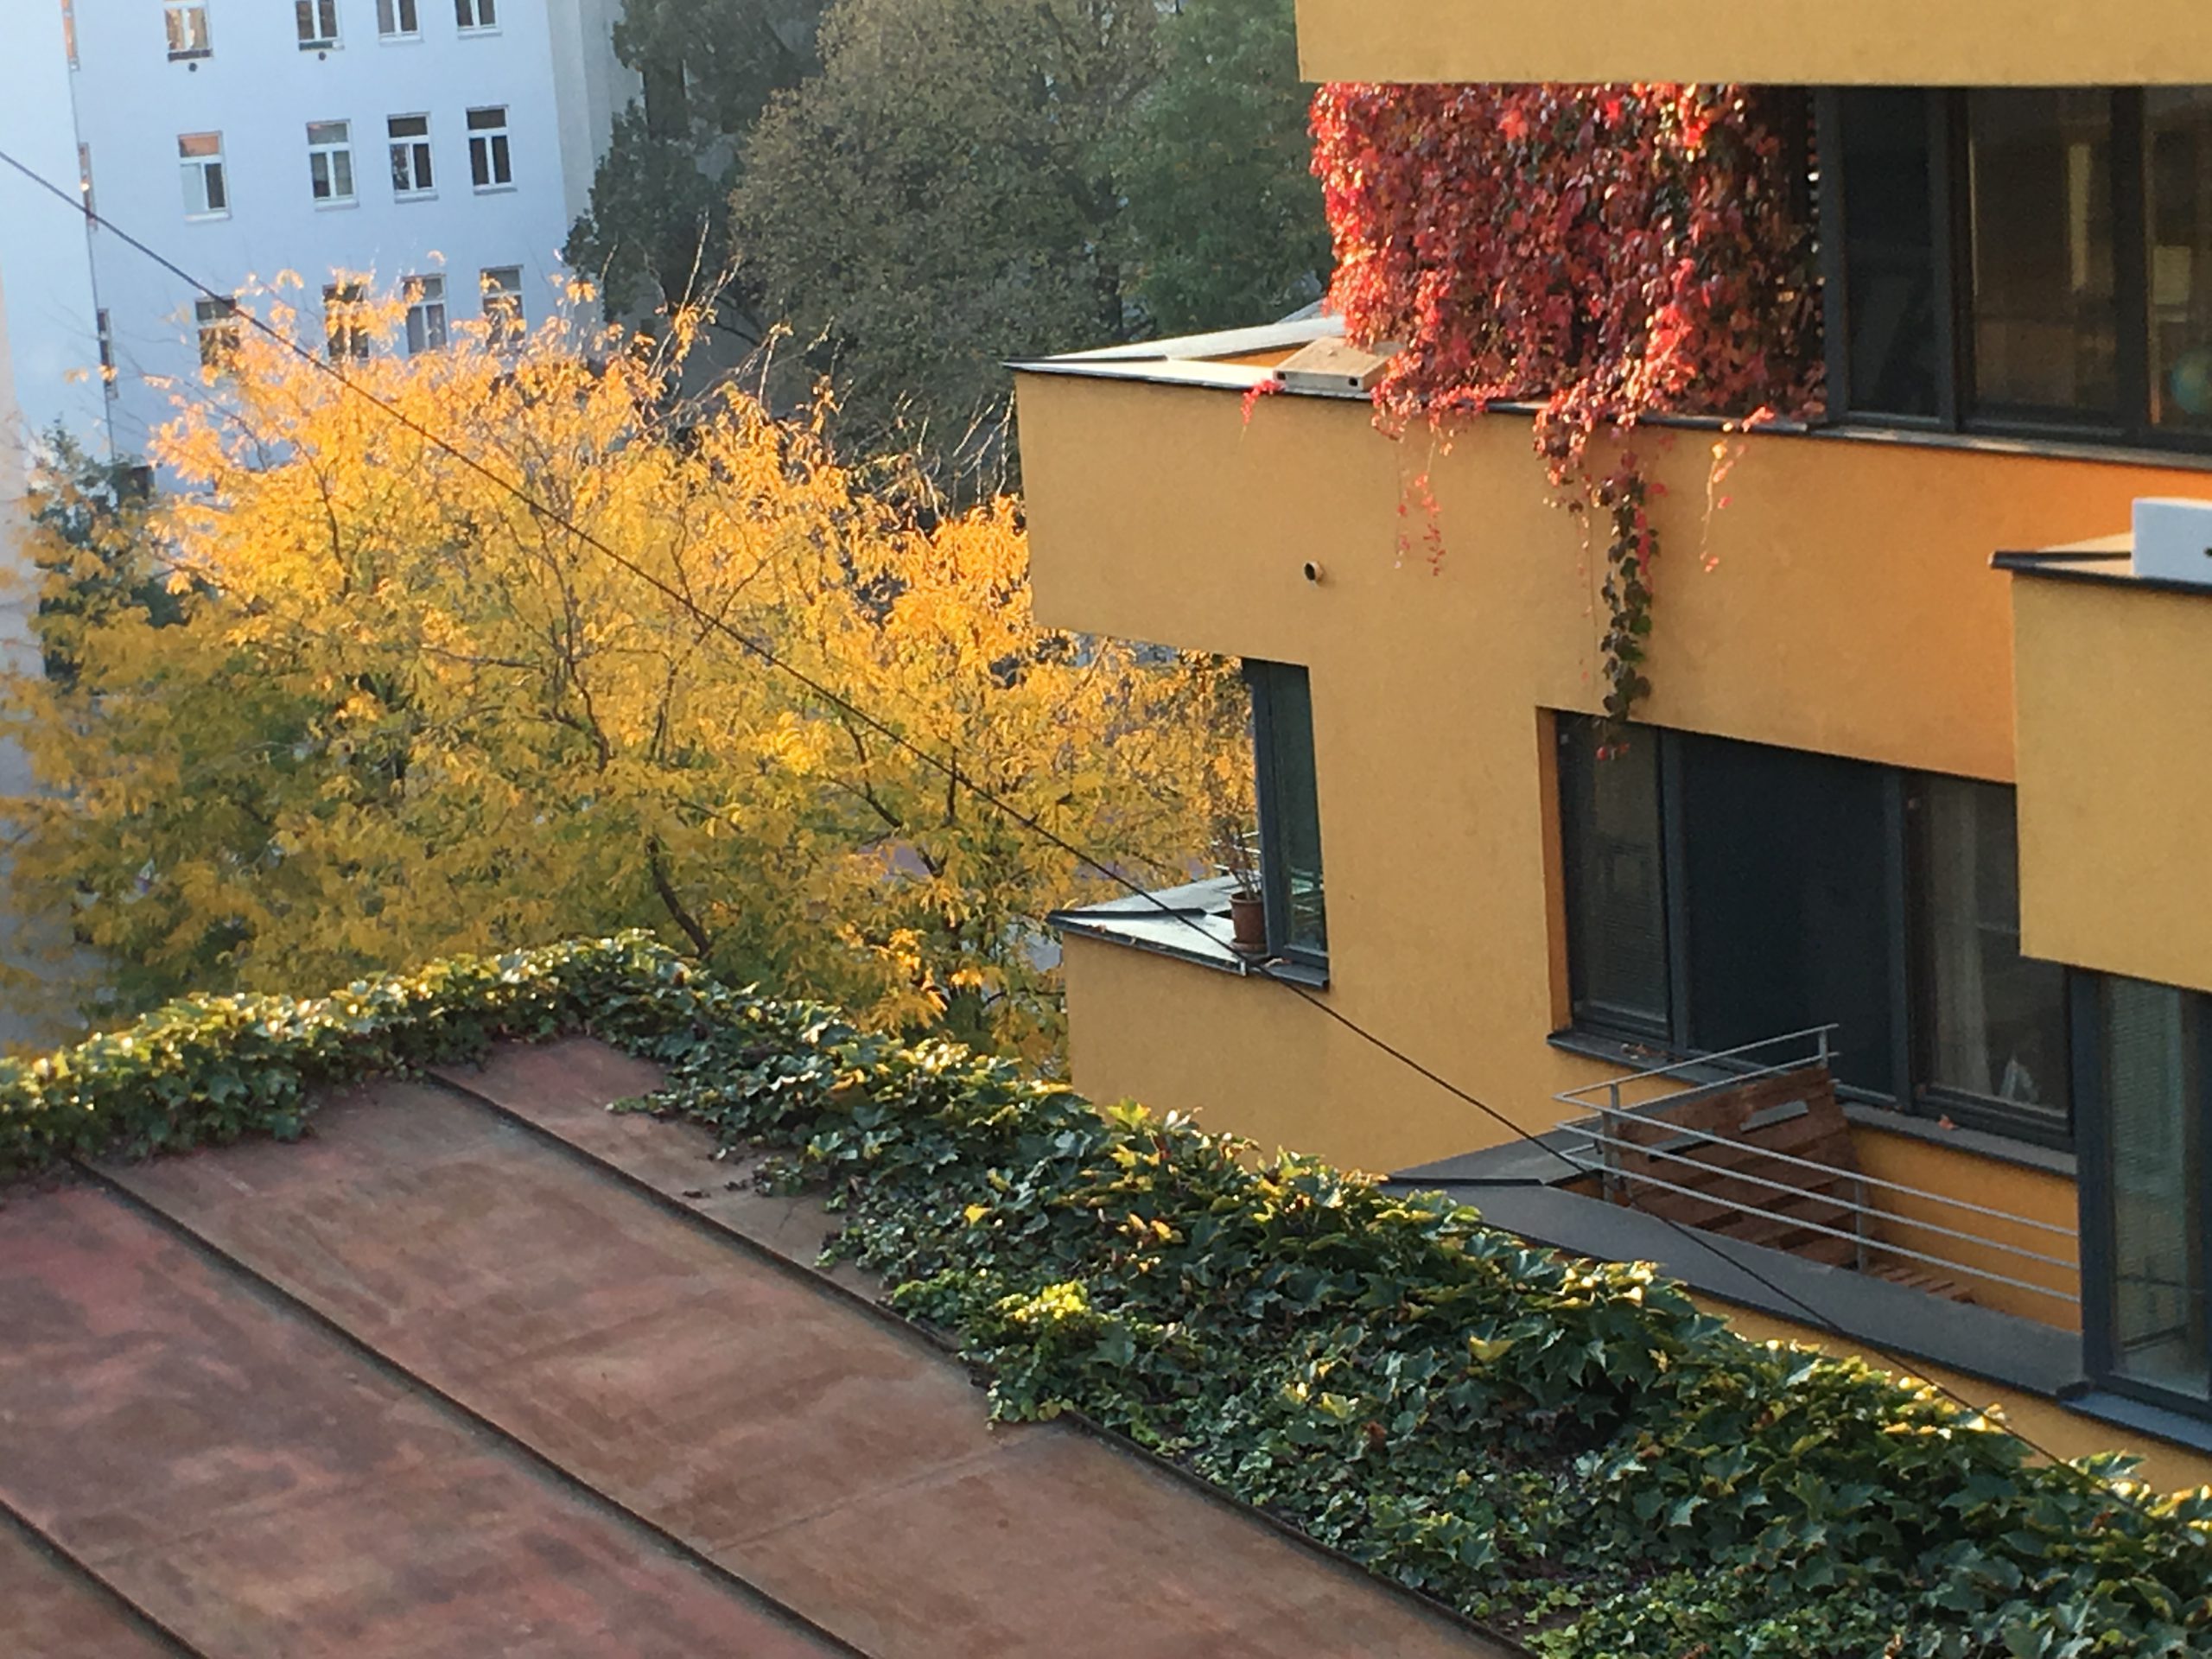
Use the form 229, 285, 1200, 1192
1293, 0, 2212, 88
1551, 1030, 2080, 1319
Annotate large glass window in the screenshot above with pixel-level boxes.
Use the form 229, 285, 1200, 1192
2089, 977, 2210, 1406
1557, 721, 1670, 1040
1836, 87, 1942, 419
2147, 89, 2212, 433
1676, 734, 1897, 1097
1554, 717, 2071, 1139
1916, 779, 2071, 1131
1968, 89, 2120, 417
1248, 663, 1325, 966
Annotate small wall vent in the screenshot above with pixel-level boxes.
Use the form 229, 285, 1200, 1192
2132, 498, 2212, 587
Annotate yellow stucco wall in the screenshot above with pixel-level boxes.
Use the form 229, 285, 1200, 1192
2014, 575, 2212, 998
1294, 0, 2212, 87
1701, 1299, 2212, 1494
1021, 374, 2212, 1179
1853, 1128, 2079, 1328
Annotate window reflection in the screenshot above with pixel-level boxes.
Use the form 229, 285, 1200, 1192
1969, 90, 2119, 416
2099, 978, 2210, 1401
2148, 89, 2212, 431
1920, 779, 2070, 1127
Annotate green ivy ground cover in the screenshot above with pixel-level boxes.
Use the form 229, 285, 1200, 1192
4, 933, 2209, 1656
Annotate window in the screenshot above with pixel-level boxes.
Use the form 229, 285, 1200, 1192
388, 116, 434, 197
296, 0, 340, 48
1246, 662, 1327, 967
96, 310, 116, 397
454, 0, 497, 30
1829, 87, 1942, 421
480, 265, 524, 346
164, 1, 212, 59
1557, 724, 1671, 1040
307, 120, 355, 205
1914, 779, 2072, 1135
323, 282, 371, 360
77, 143, 94, 227
2147, 88, 2212, 433
1822, 86, 2212, 449
1554, 716, 2072, 1141
376, 0, 420, 38
404, 275, 448, 356
61, 0, 77, 67
178, 132, 227, 219
467, 106, 512, 189
1968, 90, 2120, 418
195, 296, 240, 371
2082, 976, 2211, 1414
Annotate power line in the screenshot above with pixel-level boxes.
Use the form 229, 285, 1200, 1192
0, 146, 2145, 1494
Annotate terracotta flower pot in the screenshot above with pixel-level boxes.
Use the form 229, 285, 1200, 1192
1229, 890, 1268, 956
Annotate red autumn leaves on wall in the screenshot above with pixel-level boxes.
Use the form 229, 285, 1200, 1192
1310, 82, 1825, 454
1306, 83, 1825, 721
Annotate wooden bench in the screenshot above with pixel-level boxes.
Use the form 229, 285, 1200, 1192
1596, 1065, 1973, 1302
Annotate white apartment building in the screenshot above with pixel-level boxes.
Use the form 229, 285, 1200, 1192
40, 0, 634, 460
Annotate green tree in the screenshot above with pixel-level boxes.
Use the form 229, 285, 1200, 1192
564, 0, 827, 315
20, 429, 178, 689
730, 0, 1160, 471
1117, 0, 1330, 335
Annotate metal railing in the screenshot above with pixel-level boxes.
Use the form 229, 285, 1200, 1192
1554, 1028, 2080, 1310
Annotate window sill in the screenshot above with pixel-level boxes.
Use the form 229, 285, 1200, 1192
313, 198, 359, 211
393, 191, 438, 204
167, 51, 213, 62
458, 26, 503, 36
1843, 1101, 2077, 1179
1048, 876, 1330, 989
299, 42, 341, 53
1544, 1028, 2078, 1179
2060, 1387, 2212, 1452
183, 212, 231, 224
378, 35, 423, 45
473, 184, 518, 196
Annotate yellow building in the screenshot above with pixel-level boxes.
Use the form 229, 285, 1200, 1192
1017, 5, 2212, 1485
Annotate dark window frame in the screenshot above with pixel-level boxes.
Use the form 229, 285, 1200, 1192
1554, 714, 2075, 1149
2075, 974, 2212, 1420
1244, 661, 1327, 972
1818, 85, 2212, 455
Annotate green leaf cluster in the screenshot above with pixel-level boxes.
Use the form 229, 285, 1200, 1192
9, 934, 2210, 1656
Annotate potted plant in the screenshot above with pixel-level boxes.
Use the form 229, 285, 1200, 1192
1211, 817, 1268, 957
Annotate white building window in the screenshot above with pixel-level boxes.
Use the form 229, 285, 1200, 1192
481, 265, 524, 346
467, 107, 512, 190
454, 0, 497, 31
179, 132, 227, 219
195, 296, 240, 370
164, 3, 212, 59
97, 309, 117, 397
388, 115, 434, 198
376, 0, 420, 39
324, 283, 372, 360
308, 121, 355, 204
62, 0, 79, 67
78, 142, 94, 228
295, 0, 340, 49
404, 275, 448, 356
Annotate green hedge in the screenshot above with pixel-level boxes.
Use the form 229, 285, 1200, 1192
7, 934, 2209, 1656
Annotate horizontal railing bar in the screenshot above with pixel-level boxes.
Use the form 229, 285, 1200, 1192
1554, 1025, 1841, 1103
1564, 1127, 2082, 1272
1554, 1147, 2080, 1305
1564, 1109, 2077, 1239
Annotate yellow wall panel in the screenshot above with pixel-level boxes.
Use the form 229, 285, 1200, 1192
1294, 0, 2212, 87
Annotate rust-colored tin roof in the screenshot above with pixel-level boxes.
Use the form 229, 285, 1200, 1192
1, 1038, 1507, 1659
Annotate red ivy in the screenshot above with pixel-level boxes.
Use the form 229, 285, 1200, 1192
1308, 84, 1825, 719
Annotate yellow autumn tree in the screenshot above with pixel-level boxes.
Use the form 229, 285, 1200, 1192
0, 278, 1244, 1061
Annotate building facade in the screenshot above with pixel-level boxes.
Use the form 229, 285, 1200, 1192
1019, 2, 2212, 1484
26, 0, 634, 462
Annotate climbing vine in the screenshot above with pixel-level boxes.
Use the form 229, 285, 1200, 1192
7, 932, 2211, 1654
1309, 83, 1824, 720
